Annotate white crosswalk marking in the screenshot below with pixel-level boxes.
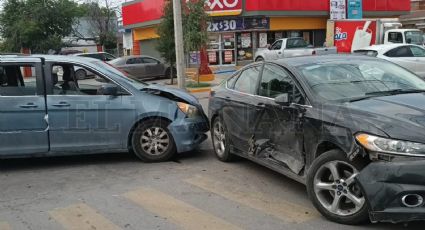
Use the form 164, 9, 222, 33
124, 187, 242, 230
49, 203, 121, 230
185, 175, 319, 223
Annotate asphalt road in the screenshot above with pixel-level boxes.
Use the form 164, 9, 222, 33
0, 93, 423, 230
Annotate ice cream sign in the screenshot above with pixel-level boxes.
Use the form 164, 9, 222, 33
205, 0, 242, 16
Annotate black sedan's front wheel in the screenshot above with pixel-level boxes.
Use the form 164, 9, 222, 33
307, 150, 369, 225
132, 119, 176, 162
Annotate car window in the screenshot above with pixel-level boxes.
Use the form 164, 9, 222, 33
0, 65, 38, 96
385, 46, 413, 57
387, 32, 403, 43
126, 58, 142, 65
410, 46, 425, 57
259, 64, 304, 104
50, 64, 130, 96
286, 38, 308, 49
270, 40, 282, 50
142, 58, 159, 64
233, 66, 261, 95
103, 53, 116, 61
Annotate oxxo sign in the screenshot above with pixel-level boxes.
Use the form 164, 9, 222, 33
205, 0, 242, 16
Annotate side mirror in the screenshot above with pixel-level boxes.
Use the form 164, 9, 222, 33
275, 93, 290, 106
98, 84, 118, 96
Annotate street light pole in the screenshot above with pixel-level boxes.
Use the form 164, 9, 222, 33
172, 0, 186, 89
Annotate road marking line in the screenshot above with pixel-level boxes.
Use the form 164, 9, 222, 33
124, 187, 241, 230
49, 203, 121, 230
0, 222, 11, 230
185, 175, 318, 224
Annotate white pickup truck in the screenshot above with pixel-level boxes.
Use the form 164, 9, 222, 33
254, 38, 337, 61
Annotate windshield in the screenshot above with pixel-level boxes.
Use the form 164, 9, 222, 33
90, 60, 148, 88
298, 60, 425, 102
405, 31, 424, 45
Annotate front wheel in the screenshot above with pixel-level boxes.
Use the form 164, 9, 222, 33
132, 119, 176, 162
211, 117, 234, 162
306, 150, 369, 225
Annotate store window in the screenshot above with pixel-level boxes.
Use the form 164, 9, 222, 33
237, 32, 253, 61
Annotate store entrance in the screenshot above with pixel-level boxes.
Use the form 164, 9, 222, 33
207, 33, 236, 66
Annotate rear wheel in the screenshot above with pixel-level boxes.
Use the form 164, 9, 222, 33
132, 119, 176, 162
307, 150, 369, 225
211, 117, 234, 162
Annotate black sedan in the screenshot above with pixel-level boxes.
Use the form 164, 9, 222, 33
208, 55, 425, 225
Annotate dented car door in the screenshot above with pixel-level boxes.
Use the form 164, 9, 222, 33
252, 63, 306, 174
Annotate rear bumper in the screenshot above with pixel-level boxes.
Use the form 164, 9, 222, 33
168, 117, 209, 153
356, 160, 425, 223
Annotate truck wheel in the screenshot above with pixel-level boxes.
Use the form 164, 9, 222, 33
306, 150, 369, 225
132, 119, 176, 162
255, 57, 264, 62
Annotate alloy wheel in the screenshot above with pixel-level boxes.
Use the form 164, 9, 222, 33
140, 127, 170, 156
313, 160, 365, 216
213, 120, 226, 157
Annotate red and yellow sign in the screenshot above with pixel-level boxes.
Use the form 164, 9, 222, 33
206, 0, 242, 16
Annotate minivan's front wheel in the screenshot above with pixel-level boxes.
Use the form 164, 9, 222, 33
307, 150, 369, 225
132, 119, 176, 162
211, 117, 234, 162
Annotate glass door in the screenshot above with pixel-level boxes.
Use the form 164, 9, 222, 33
207, 34, 220, 65
221, 33, 236, 65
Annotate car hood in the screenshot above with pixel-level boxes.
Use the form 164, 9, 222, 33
140, 84, 199, 106
346, 93, 425, 143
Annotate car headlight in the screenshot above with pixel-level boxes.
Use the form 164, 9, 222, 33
356, 133, 425, 157
177, 102, 199, 118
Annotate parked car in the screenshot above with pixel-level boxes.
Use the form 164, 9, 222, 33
354, 44, 425, 78
70, 52, 117, 79
208, 55, 425, 225
0, 55, 209, 162
109, 55, 176, 80
254, 38, 337, 62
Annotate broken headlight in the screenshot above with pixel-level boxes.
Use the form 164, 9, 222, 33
177, 102, 199, 118
356, 133, 425, 157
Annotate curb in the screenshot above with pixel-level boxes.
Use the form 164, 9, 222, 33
187, 87, 212, 93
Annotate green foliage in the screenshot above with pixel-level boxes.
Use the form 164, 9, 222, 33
156, 0, 176, 66
183, 0, 209, 52
0, 0, 81, 53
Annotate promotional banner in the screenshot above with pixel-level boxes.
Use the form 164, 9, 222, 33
330, 0, 346, 20
207, 17, 269, 32
334, 20, 377, 53
347, 0, 363, 19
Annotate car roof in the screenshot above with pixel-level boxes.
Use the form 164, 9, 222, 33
355, 44, 424, 53
270, 54, 380, 67
115, 55, 159, 60
0, 54, 103, 64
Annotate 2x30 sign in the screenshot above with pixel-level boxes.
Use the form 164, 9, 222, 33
205, 0, 242, 16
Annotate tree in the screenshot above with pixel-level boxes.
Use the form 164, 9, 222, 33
76, 0, 119, 50
156, 0, 176, 84
0, 0, 81, 53
183, 0, 211, 83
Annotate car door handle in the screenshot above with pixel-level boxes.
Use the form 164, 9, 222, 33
52, 102, 71, 107
19, 103, 38, 109
256, 103, 266, 110
225, 96, 231, 101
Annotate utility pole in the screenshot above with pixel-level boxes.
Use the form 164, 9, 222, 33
173, 0, 186, 89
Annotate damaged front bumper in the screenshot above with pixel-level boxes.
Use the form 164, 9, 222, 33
356, 159, 425, 223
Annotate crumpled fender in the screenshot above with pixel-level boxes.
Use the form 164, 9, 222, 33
356, 160, 425, 223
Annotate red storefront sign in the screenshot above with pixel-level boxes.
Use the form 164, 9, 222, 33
206, 0, 242, 16
334, 20, 377, 53
122, 0, 165, 26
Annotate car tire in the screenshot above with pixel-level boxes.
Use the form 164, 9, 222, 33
75, 69, 87, 80
306, 149, 369, 225
165, 67, 177, 79
255, 57, 264, 62
211, 116, 235, 162
132, 119, 176, 162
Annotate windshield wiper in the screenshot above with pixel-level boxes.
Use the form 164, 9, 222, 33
366, 89, 425, 96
